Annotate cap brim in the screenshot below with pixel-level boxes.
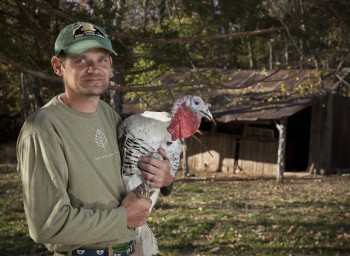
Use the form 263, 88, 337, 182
63, 39, 118, 56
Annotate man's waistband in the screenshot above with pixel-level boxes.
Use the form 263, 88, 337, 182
54, 240, 136, 256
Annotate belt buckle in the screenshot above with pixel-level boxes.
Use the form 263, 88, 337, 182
112, 240, 136, 256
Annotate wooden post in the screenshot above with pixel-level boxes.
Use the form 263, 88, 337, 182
319, 95, 333, 174
276, 118, 287, 183
181, 139, 189, 177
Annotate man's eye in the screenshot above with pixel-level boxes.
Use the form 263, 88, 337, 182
73, 59, 87, 67
76, 59, 86, 63
99, 57, 109, 63
73, 59, 86, 67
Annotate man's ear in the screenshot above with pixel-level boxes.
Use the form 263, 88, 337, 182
51, 56, 64, 77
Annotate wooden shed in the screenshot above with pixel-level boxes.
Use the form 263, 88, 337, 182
183, 69, 350, 177
120, 69, 350, 177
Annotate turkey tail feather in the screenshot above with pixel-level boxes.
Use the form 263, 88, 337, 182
137, 223, 159, 256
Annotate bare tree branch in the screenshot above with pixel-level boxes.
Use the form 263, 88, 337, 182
13, 0, 50, 53
0, 48, 309, 94
113, 22, 300, 44
277, 17, 303, 58
313, 0, 350, 32
30, 1, 76, 22
0, 51, 61, 85
109, 79, 214, 92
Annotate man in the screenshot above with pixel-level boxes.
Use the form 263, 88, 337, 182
16, 21, 173, 256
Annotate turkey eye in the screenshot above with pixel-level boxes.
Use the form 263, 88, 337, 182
194, 100, 199, 105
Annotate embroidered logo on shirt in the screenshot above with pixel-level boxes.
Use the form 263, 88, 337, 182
95, 129, 107, 151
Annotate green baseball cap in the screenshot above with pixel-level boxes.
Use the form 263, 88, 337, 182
54, 22, 117, 56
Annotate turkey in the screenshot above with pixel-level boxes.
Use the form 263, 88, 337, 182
118, 95, 213, 256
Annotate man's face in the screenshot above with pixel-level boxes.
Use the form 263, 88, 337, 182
59, 48, 112, 96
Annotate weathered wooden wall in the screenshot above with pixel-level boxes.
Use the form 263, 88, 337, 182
185, 133, 237, 173
184, 133, 278, 175
307, 100, 324, 174
308, 95, 350, 174
331, 95, 350, 169
238, 138, 278, 176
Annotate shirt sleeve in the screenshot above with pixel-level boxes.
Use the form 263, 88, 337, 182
16, 130, 135, 251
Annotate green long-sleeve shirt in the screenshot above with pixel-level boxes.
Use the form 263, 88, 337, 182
16, 95, 136, 252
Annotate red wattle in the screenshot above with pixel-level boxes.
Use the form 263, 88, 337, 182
167, 104, 201, 141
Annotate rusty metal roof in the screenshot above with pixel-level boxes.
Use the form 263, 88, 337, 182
204, 69, 328, 122
120, 69, 332, 122
213, 96, 320, 122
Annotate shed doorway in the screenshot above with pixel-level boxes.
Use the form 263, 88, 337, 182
285, 107, 311, 172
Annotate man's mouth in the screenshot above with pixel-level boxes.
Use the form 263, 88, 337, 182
83, 77, 104, 81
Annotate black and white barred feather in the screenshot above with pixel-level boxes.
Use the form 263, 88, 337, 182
118, 111, 181, 256
120, 132, 156, 176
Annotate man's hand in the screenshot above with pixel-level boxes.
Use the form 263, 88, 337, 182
137, 148, 174, 189
122, 192, 151, 228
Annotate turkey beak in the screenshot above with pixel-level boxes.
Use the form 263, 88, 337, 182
201, 107, 217, 126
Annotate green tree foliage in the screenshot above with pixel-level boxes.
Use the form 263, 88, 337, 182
0, 0, 350, 139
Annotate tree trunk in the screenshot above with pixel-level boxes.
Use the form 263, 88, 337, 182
269, 39, 273, 70
110, 90, 123, 113
20, 72, 28, 121
284, 36, 289, 65
32, 77, 44, 110
142, 0, 149, 31
248, 41, 253, 68
158, 0, 166, 28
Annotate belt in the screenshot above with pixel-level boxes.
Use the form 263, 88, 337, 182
58, 240, 136, 256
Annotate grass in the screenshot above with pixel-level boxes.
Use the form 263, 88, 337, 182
149, 175, 350, 255
1, 143, 350, 255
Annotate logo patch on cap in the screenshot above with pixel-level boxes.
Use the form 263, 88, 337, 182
73, 23, 106, 39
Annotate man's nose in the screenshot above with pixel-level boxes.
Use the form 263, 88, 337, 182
87, 61, 99, 72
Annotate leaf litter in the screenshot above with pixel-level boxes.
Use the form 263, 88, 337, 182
150, 173, 350, 255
